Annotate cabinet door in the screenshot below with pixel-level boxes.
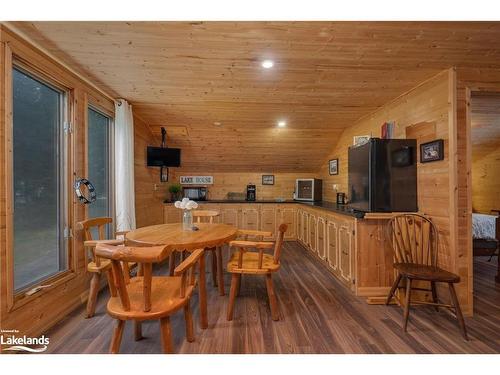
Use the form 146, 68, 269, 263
339, 222, 353, 282
278, 205, 296, 240
164, 206, 182, 223
297, 209, 303, 242
317, 216, 326, 260
260, 205, 276, 240
302, 211, 309, 246
326, 219, 338, 271
308, 214, 317, 253
241, 206, 259, 231
221, 205, 240, 227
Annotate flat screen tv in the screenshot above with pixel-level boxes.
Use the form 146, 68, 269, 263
147, 146, 181, 167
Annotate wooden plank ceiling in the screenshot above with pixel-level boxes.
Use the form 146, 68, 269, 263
10, 21, 500, 172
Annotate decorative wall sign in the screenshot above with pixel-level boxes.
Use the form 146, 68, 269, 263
420, 139, 444, 163
262, 175, 275, 185
329, 159, 339, 175
180, 176, 214, 185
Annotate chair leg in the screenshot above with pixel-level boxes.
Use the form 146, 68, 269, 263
109, 320, 125, 354
169, 252, 176, 276
227, 273, 239, 321
106, 269, 117, 297
448, 282, 468, 341
431, 281, 439, 312
134, 321, 143, 341
386, 273, 402, 305
211, 250, 218, 287
86, 272, 101, 318
184, 300, 195, 342
403, 277, 412, 332
160, 317, 174, 353
236, 274, 242, 296
216, 246, 225, 296
265, 274, 280, 321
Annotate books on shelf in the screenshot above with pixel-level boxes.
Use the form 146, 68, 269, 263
381, 121, 395, 139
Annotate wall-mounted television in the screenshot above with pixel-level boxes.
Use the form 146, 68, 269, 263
147, 146, 181, 167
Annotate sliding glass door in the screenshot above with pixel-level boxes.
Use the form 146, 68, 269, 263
12, 66, 68, 292
87, 107, 113, 237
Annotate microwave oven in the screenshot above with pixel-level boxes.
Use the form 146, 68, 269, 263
182, 186, 207, 201
295, 179, 323, 202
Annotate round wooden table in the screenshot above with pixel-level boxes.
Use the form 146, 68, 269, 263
125, 223, 238, 329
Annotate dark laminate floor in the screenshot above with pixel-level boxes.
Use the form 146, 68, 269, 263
43, 242, 500, 354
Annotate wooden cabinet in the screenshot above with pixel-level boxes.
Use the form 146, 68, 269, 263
297, 209, 303, 243
241, 206, 259, 231
317, 216, 326, 260
338, 220, 354, 283
163, 205, 182, 223
260, 205, 276, 240
220, 204, 240, 227
277, 205, 296, 240
308, 213, 317, 253
326, 218, 339, 271
301, 211, 309, 247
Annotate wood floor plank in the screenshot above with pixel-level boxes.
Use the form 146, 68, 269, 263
41, 242, 500, 354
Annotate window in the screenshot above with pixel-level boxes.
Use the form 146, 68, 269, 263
87, 107, 113, 237
12, 66, 68, 292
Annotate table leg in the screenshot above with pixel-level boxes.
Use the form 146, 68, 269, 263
199, 250, 208, 329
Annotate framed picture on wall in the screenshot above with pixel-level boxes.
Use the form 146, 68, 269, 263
262, 175, 275, 185
329, 159, 339, 175
420, 139, 444, 163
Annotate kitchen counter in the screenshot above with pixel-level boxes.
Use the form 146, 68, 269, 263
163, 199, 365, 218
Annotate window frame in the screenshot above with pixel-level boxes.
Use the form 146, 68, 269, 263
6, 53, 75, 309
86, 98, 115, 237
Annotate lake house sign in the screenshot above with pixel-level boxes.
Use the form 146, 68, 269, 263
179, 176, 214, 185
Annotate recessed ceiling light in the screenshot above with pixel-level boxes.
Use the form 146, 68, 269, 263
213, 121, 222, 126
277, 120, 286, 128
261, 60, 274, 69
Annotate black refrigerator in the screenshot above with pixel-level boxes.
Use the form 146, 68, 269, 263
348, 138, 417, 212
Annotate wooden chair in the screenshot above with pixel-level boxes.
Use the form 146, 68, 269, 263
385, 214, 468, 340
226, 224, 287, 321
77, 217, 127, 318
95, 243, 203, 353
189, 210, 225, 295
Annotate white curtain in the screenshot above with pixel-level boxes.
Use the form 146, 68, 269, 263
114, 99, 136, 232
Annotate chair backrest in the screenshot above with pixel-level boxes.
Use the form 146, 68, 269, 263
386, 214, 438, 266
95, 243, 203, 313
192, 210, 219, 224
273, 224, 287, 264
77, 217, 113, 241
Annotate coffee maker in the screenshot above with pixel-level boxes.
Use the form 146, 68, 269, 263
246, 184, 256, 201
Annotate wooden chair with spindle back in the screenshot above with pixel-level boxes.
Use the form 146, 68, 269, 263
191, 210, 225, 295
226, 224, 287, 321
77, 217, 127, 318
385, 214, 468, 340
95, 243, 204, 353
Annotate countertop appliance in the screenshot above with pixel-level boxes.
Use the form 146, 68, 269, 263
246, 184, 256, 201
348, 138, 417, 212
295, 179, 323, 202
182, 186, 207, 201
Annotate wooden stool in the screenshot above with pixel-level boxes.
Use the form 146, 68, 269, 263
385, 214, 468, 340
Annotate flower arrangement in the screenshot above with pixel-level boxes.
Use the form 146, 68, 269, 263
174, 197, 199, 210
174, 198, 199, 230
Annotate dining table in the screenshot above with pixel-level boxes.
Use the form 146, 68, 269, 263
125, 222, 238, 329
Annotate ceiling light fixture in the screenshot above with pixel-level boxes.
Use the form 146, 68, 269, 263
277, 120, 287, 128
261, 60, 274, 69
